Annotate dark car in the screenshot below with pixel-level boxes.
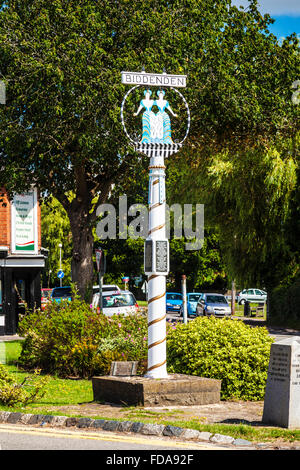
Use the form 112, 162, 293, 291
196, 293, 231, 317
51, 286, 72, 304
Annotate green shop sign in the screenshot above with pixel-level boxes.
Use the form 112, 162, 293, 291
11, 188, 38, 254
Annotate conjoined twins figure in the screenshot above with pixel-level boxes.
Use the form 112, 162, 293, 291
134, 89, 177, 144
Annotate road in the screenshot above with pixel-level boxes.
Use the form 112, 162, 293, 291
0, 423, 228, 451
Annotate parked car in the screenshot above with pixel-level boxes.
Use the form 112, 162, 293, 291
196, 293, 231, 317
180, 292, 202, 317
166, 292, 183, 313
237, 288, 267, 305
92, 290, 138, 316
51, 286, 72, 304
41, 288, 53, 310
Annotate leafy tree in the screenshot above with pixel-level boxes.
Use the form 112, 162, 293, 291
169, 232, 228, 292
0, 0, 298, 297
168, 132, 300, 290
41, 197, 73, 287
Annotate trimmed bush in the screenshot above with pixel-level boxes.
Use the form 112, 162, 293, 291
0, 365, 49, 406
166, 317, 273, 400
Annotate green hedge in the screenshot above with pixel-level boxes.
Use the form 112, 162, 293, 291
166, 317, 273, 400
269, 279, 300, 325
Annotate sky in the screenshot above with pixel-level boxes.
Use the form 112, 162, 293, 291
231, 0, 300, 39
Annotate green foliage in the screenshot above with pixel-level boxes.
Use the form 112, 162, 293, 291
41, 196, 72, 287
269, 279, 300, 327
0, 0, 298, 293
17, 292, 148, 378
167, 317, 273, 400
169, 233, 228, 291
168, 134, 300, 288
0, 365, 49, 407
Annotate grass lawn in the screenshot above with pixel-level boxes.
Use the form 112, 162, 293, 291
1, 340, 300, 444
0, 341, 93, 413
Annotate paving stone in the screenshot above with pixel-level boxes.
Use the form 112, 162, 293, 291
210, 433, 234, 444
117, 421, 134, 432
65, 417, 78, 427
181, 428, 202, 440
197, 431, 212, 441
102, 420, 120, 432
77, 418, 93, 428
39, 415, 55, 426
0, 411, 10, 423
131, 422, 144, 433
233, 438, 253, 447
163, 425, 184, 437
28, 414, 45, 425
7, 412, 23, 424
50, 416, 68, 427
91, 419, 105, 429
19, 414, 34, 424
140, 423, 165, 436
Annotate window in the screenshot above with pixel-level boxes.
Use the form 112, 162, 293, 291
206, 295, 228, 304
166, 294, 182, 301
189, 294, 201, 302
247, 290, 254, 295
102, 293, 136, 308
52, 287, 72, 298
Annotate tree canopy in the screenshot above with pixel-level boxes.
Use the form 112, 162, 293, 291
0, 0, 298, 294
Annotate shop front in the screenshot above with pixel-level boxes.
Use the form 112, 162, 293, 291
0, 188, 46, 335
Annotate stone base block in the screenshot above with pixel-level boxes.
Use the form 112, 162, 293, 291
92, 373, 221, 407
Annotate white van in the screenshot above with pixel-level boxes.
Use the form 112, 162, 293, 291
92, 290, 139, 316
237, 288, 267, 304
92, 284, 120, 296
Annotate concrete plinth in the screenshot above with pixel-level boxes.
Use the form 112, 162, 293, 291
92, 374, 221, 407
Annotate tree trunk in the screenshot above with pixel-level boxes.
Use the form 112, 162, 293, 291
67, 204, 95, 301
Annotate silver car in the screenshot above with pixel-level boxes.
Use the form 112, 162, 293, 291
196, 293, 231, 317
237, 289, 267, 305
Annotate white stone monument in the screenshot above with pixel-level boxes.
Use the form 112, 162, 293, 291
263, 337, 300, 428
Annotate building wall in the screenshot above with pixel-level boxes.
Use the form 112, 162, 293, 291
0, 187, 44, 335
0, 188, 11, 248
0, 187, 42, 252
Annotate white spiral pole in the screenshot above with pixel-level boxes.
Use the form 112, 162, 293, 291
145, 150, 168, 378
120, 71, 190, 379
